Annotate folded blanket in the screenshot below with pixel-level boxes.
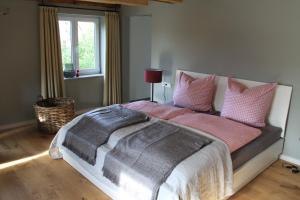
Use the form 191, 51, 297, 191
123, 101, 193, 120
63, 105, 149, 165
102, 121, 212, 200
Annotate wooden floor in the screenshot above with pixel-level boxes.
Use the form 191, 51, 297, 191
0, 127, 299, 200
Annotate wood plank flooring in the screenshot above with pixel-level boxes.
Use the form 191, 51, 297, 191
0, 126, 299, 200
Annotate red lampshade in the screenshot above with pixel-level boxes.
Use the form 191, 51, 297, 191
144, 69, 162, 83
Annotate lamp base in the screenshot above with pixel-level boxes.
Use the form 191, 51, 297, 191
150, 83, 159, 103
151, 83, 154, 102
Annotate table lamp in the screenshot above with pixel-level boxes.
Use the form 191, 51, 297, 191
144, 69, 162, 102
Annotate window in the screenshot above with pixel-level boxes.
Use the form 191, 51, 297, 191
59, 15, 101, 75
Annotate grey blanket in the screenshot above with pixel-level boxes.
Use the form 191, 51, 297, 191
63, 105, 149, 165
102, 121, 212, 200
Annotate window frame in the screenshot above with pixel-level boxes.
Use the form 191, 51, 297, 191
58, 14, 101, 75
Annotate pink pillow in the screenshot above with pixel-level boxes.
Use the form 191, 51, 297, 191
221, 78, 277, 127
173, 72, 216, 112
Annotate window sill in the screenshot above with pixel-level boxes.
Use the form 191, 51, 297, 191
64, 74, 103, 80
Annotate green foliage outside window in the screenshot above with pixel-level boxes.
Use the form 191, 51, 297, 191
78, 22, 96, 70
60, 20, 97, 71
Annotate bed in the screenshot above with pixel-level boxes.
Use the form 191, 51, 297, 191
171, 70, 293, 192
49, 70, 292, 200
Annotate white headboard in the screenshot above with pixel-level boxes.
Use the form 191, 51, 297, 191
175, 70, 293, 137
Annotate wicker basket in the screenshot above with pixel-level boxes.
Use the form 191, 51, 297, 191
33, 98, 75, 134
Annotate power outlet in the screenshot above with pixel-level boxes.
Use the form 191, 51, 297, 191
162, 82, 171, 88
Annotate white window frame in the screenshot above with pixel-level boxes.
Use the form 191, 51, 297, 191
58, 14, 101, 75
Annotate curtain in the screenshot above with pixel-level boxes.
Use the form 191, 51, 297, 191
40, 7, 65, 98
103, 12, 122, 106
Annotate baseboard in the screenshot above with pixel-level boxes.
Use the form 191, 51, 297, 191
280, 154, 300, 166
0, 108, 95, 132
0, 107, 95, 133
0, 120, 35, 133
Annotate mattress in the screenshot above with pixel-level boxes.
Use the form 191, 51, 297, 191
51, 115, 233, 200
133, 101, 283, 171
165, 102, 282, 170
51, 105, 282, 200
231, 125, 282, 170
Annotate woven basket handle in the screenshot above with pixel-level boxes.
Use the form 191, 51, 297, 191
37, 95, 44, 102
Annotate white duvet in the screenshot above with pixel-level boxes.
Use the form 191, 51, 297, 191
49, 108, 233, 200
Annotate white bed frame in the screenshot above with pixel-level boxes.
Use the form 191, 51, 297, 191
173, 70, 293, 192
61, 69, 293, 199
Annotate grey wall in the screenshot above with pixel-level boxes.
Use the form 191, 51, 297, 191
122, 15, 152, 101
0, 0, 40, 125
121, 0, 300, 161
65, 76, 103, 111
128, 16, 151, 101
0, 0, 103, 126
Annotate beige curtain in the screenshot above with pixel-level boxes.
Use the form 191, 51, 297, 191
40, 7, 65, 98
103, 12, 122, 106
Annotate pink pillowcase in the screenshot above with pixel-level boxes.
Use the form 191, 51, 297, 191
173, 72, 216, 112
170, 113, 262, 153
221, 78, 277, 127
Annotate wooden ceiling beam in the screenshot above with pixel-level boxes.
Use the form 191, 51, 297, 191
43, 0, 182, 7
153, 0, 182, 3
77, 0, 148, 6
45, 0, 116, 7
